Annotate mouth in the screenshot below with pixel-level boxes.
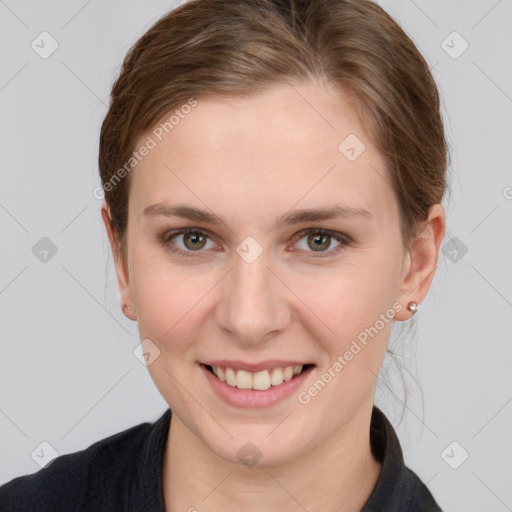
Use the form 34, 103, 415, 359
202, 363, 316, 391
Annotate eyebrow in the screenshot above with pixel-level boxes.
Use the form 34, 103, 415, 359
143, 202, 372, 227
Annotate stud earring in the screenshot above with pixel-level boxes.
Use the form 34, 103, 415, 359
407, 301, 418, 315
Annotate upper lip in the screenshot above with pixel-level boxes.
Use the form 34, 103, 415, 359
201, 360, 314, 372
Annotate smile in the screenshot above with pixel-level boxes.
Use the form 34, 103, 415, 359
199, 360, 316, 408
205, 364, 314, 391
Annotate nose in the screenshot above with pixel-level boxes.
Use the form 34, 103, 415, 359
216, 247, 291, 347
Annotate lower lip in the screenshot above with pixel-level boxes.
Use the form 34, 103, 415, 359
200, 364, 315, 408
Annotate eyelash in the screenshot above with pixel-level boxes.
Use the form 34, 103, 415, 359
160, 227, 351, 259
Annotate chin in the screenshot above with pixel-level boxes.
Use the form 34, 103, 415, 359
205, 426, 308, 469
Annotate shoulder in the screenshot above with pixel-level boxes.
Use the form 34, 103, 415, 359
0, 419, 153, 511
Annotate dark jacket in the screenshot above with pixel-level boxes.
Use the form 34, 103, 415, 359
0, 405, 443, 511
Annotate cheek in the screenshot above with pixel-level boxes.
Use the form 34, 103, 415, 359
299, 252, 400, 364
132, 267, 209, 399
301, 276, 395, 409
135, 274, 201, 347
128, 245, 206, 353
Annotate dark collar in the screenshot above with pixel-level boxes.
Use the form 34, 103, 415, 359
361, 405, 406, 510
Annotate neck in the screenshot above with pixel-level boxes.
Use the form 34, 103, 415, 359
162, 405, 382, 512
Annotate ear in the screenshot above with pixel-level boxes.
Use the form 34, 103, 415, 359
100, 201, 137, 321
394, 204, 446, 321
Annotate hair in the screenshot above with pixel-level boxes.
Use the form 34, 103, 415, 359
98, 0, 450, 423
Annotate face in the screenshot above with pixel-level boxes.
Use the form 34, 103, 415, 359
103, 81, 442, 467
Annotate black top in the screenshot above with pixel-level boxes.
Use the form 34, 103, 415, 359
0, 405, 443, 511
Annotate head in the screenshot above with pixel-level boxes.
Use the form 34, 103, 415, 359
99, 0, 448, 466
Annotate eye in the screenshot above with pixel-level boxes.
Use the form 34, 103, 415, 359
160, 227, 351, 258
161, 228, 217, 257
291, 228, 350, 258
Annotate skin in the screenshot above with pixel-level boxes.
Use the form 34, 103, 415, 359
102, 80, 445, 512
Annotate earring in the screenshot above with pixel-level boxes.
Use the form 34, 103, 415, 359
407, 301, 418, 315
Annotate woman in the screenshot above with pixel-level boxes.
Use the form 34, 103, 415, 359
0, 0, 447, 510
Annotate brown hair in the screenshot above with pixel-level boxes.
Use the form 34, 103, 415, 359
99, 0, 449, 267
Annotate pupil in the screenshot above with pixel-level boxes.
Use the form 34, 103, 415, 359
186, 232, 205, 249
311, 233, 329, 250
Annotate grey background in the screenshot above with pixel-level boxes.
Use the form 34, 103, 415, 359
1, 1, 511, 510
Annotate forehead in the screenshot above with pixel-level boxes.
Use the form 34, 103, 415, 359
129, 82, 394, 221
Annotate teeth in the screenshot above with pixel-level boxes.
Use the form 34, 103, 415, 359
283, 366, 294, 381
270, 368, 283, 386
253, 370, 271, 391
225, 367, 236, 386
210, 365, 305, 390
236, 370, 253, 389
